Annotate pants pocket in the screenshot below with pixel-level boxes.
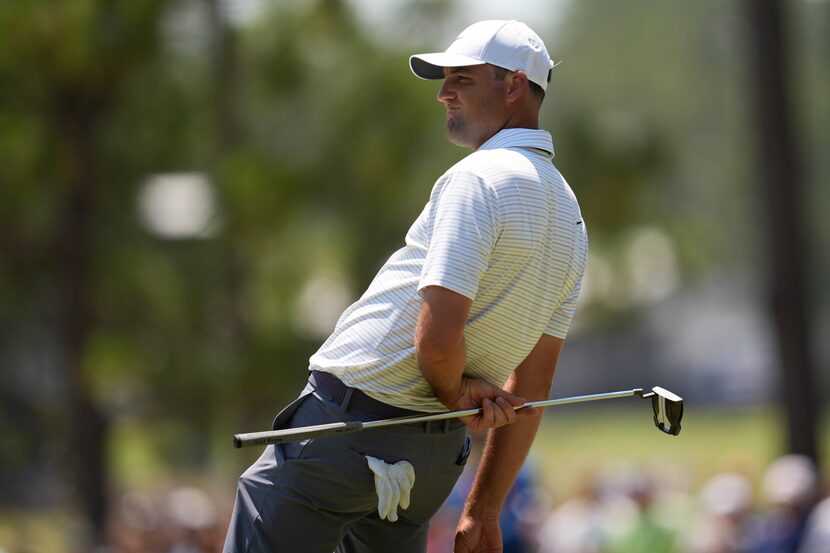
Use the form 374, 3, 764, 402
271, 388, 313, 430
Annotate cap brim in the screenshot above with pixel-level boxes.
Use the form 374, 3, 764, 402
409, 52, 486, 80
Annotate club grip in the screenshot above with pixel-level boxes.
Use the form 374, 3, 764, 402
233, 420, 364, 448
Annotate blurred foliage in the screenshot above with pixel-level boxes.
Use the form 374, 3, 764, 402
548, 0, 753, 273
0, 0, 828, 536
538, 0, 830, 325
0, 0, 466, 508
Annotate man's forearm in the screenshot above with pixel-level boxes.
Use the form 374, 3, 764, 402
415, 286, 473, 408
461, 337, 560, 517
417, 336, 468, 407
462, 412, 543, 517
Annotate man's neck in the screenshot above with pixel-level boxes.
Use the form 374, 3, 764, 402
473, 119, 540, 150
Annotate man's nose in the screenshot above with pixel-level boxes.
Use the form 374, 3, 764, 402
437, 80, 453, 103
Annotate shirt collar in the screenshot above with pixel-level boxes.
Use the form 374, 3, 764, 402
477, 128, 555, 159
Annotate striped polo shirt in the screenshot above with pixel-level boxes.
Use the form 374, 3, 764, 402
308, 128, 588, 412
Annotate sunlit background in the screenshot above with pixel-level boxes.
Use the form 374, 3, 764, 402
1, 0, 828, 551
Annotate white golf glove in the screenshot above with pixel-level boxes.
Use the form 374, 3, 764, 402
365, 455, 416, 522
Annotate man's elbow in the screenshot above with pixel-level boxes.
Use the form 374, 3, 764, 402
414, 331, 463, 366
415, 285, 471, 367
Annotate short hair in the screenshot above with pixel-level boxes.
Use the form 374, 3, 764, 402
493, 66, 549, 102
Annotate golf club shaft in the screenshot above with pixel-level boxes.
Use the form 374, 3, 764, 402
233, 388, 644, 448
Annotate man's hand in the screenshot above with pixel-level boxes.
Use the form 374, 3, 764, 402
454, 513, 503, 553
446, 377, 539, 431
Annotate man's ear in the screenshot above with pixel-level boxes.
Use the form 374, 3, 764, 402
505, 71, 529, 104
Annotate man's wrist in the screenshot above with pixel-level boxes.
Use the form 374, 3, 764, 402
436, 377, 467, 409
462, 500, 501, 522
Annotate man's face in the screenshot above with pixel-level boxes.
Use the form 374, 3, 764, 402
437, 64, 509, 149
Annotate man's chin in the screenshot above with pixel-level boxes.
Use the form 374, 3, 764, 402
445, 125, 473, 148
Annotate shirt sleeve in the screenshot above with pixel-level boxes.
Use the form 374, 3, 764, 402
544, 280, 582, 338
418, 170, 500, 300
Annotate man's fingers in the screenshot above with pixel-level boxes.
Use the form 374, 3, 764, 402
456, 378, 543, 429
497, 389, 527, 407
495, 396, 517, 424
476, 397, 511, 429
479, 398, 495, 426
480, 396, 540, 420
473, 398, 498, 429
489, 398, 508, 427
516, 405, 540, 416
493, 389, 544, 418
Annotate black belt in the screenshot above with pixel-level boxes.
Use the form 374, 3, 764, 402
309, 371, 427, 420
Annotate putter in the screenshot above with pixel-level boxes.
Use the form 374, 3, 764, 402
233, 386, 683, 448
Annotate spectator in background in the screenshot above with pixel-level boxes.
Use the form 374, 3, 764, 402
537, 465, 675, 553
797, 495, 830, 553
684, 471, 756, 553
746, 455, 818, 553
537, 476, 631, 553
165, 486, 222, 553
105, 487, 222, 553
606, 471, 677, 553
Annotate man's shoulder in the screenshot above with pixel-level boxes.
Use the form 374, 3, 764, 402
449, 147, 528, 177
444, 146, 541, 190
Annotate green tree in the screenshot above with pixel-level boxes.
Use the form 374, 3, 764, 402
0, 0, 170, 540
0, 0, 458, 542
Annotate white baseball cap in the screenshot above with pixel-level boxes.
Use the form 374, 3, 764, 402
409, 20, 555, 90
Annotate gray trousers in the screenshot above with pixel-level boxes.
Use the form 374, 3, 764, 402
223, 385, 469, 553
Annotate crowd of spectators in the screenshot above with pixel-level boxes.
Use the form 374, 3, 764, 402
428, 453, 830, 553
2, 454, 828, 553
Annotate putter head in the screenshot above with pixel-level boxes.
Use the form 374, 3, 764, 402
649, 386, 683, 436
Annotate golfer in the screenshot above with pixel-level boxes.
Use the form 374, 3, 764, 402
224, 19, 587, 553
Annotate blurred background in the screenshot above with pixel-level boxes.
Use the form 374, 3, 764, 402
1, 0, 828, 551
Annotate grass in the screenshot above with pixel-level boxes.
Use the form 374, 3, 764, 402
0, 511, 74, 553
527, 404, 827, 499
104, 404, 828, 497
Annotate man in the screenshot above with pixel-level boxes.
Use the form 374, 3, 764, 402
224, 19, 587, 553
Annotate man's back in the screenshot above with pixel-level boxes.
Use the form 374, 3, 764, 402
309, 128, 587, 411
